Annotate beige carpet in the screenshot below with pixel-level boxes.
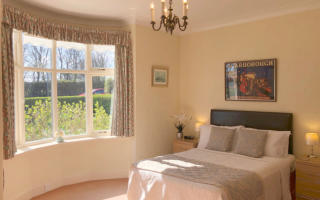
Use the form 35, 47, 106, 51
32, 179, 128, 200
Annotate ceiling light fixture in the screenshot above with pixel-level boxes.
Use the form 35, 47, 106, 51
150, 0, 189, 35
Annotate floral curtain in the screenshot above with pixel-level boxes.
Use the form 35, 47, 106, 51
1, 5, 134, 159
1, 23, 16, 159
111, 45, 134, 137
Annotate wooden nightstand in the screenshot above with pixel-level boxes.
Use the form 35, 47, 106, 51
296, 156, 320, 200
173, 138, 198, 153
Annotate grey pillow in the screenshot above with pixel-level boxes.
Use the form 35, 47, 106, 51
231, 128, 242, 152
234, 128, 268, 158
206, 126, 235, 152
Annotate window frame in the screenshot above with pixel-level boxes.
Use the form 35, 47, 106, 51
13, 30, 115, 148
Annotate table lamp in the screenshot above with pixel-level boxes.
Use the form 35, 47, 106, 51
195, 122, 202, 133
305, 132, 319, 158
194, 122, 204, 139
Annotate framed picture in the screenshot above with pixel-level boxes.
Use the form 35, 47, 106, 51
225, 58, 276, 101
152, 66, 169, 87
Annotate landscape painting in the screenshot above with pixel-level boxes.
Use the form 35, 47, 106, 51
225, 59, 276, 101
152, 66, 168, 87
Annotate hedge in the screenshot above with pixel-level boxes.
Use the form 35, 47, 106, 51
25, 94, 112, 114
24, 79, 107, 97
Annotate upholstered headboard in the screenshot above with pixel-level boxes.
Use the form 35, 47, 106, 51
210, 109, 293, 154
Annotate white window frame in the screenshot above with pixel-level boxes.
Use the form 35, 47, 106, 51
13, 30, 115, 148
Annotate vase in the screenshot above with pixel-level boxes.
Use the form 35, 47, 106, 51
177, 132, 183, 139
56, 136, 64, 143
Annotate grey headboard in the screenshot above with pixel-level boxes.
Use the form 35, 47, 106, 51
210, 109, 293, 154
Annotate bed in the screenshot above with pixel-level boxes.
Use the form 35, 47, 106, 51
127, 109, 295, 200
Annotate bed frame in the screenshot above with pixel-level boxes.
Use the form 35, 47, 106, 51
210, 109, 295, 199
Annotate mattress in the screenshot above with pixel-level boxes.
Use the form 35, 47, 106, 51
127, 148, 295, 200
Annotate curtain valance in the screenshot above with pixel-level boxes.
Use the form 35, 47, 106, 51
2, 5, 131, 46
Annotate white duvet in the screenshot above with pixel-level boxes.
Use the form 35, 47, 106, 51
127, 148, 295, 200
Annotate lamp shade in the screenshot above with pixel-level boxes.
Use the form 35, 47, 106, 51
305, 132, 319, 146
195, 122, 203, 132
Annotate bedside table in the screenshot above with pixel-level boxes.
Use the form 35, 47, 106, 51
173, 138, 198, 153
296, 156, 320, 200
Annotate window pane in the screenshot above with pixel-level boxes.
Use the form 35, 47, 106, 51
23, 34, 52, 68
24, 71, 52, 141
91, 45, 115, 69
92, 76, 113, 131
56, 41, 86, 70
58, 73, 86, 135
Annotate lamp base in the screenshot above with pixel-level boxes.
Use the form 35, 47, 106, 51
307, 154, 317, 158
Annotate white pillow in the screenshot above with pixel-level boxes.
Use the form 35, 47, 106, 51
265, 130, 291, 157
197, 125, 212, 149
197, 124, 243, 149
241, 127, 291, 157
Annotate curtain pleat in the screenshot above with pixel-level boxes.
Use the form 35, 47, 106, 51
1, 5, 134, 159
111, 45, 134, 137
1, 23, 16, 159
2, 6, 131, 46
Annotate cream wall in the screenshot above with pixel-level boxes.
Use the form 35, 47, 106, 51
179, 9, 320, 156
4, 138, 135, 200
134, 25, 180, 160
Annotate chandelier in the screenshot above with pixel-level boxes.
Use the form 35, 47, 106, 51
150, 0, 189, 34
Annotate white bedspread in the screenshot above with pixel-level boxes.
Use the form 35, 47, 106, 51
127, 148, 295, 200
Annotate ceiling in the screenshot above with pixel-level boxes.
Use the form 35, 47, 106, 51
8, 0, 320, 33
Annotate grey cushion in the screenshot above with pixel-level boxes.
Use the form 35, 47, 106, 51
234, 128, 268, 158
206, 126, 235, 152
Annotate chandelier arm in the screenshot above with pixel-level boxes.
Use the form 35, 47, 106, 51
178, 22, 187, 31
178, 26, 187, 31
177, 16, 188, 31
151, 17, 165, 31
173, 16, 179, 29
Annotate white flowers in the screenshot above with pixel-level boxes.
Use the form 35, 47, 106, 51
55, 130, 64, 138
171, 112, 192, 133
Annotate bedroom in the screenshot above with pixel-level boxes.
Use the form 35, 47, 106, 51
0, 0, 319, 200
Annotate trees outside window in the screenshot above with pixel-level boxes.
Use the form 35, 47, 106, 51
14, 31, 115, 146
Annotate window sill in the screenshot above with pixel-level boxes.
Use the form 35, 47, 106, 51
16, 136, 121, 155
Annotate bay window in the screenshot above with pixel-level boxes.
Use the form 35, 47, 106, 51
13, 30, 115, 147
